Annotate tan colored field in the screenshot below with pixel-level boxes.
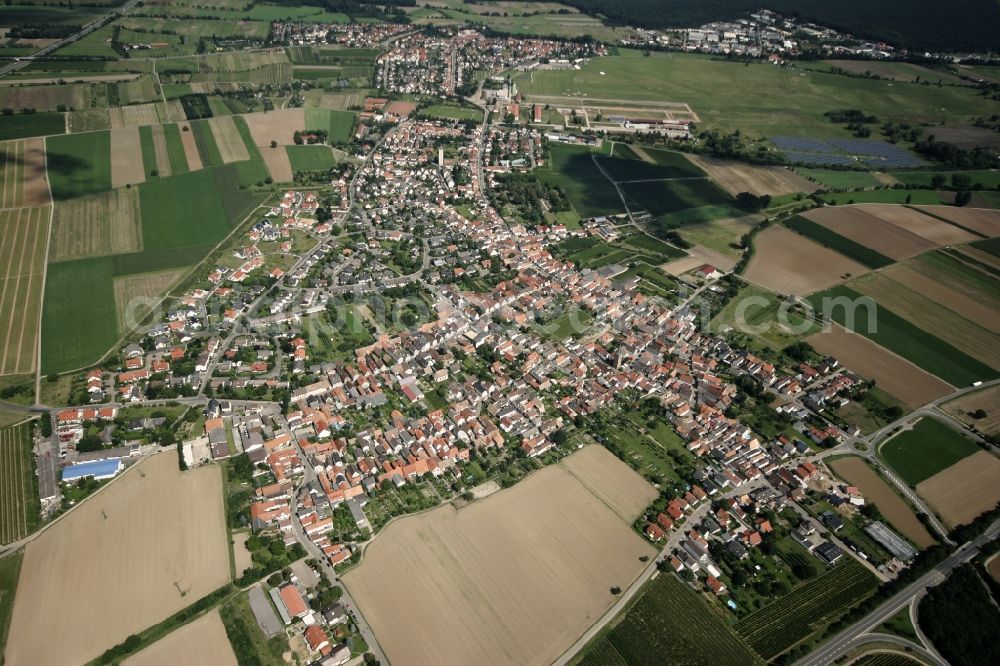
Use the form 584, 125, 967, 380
319, 92, 362, 109
942, 385, 1000, 437
803, 206, 935, 260
114, 269, 187, 330
208, 116, 251, 164
828, 457, 935, 548
343, 445, 657, 666
178, 124, 203, 171
849, 273, 1000, 369
110, 126, 146, 188
111, 102, 162, 128
745, 225, 868, 296
916, 451, 1000, 527
956, 245, 1000, 271
914, 206, 1000, 237
686, 154, 817, 197
880, 263, 1000, 333
260, 145, 293, 183
244, 108, 305, 147
0, 74, 139, 86
0, 138, 49, 208
384, 100, 417, 117
149, 124, 173, 177
855, 204, 980, 246
5, 452, 230, 666
123, 610, 237, 666
0, 83, 88, 112
807, 324, 953, 408
233, 532, 253, 578
661, 255, 705, 276
50, 188, 142, 261
0, 206, 49, 376
165, 99, 185, 123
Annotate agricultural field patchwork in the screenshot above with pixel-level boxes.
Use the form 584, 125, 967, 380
303, 108, 356, 145
0, 138, 49, 207
0, 422, 39, 545
49, 187, 142, 261
942, 385, 1000, 438
41, 256, 118, 374
915, 451, 1000, 528
686, 154, 817, 197
0, 113, 65, 141
744, 225, 869, 296
0, 206, 49, 376
45, 130, 112, 200
286, 144, 337, 172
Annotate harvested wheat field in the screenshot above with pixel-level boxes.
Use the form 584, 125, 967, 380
233, 532, 253, 578
343, 445, 657, 666
744, 225, 868, 296
860, 205, 981, 246
661, 255, 706, 276
260, 145, 293, 183
828, 457, 935, 548
50, 188, 142, 261
0, 138, 50, 208
686, 154, 817, 197
149, 124, 173, 177
0, 206, 49, 376
110, 126, 146, 189
208, 116, 251, 164
123, 610, 237, 666
942, 385, 1000, 438
807, 324, 952, 409
803, 206, 935, 260
916, 451, 1000, 527
849, 273, 1000, 369
110, 103, 161, 128
178, 124, 203, 171
5, 452, 230, 666
914, 206, 1000, 237
880, 263, 1000, 333
244, 108, 305, 147
114, 269, 187, 330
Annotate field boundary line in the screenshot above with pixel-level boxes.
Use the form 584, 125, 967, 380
0, 210, 27, 373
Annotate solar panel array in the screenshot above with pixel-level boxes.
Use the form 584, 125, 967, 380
771, 136, 926, 168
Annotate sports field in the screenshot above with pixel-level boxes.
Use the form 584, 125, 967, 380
344, 445, 657, 666
880, 417, 979, 486
122, 609, 238, 666
744, 225, 868, 296
916, 451, 1000, 528
6, 452, 230, 666
806, 325, 952, 410
0, 138, 50, 207
827, 457, 934, 548
515, 50, 996, 137
45, 130, 112, 200
0, 206, 49, 376
0, 422, 39, 545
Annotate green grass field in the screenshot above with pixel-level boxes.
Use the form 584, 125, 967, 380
138, 125, 158, 178
576, 573, 760, 666
232, 116, 263, 162
786, 215, 894, 268
0, 113, 65, 141
515, 50, 996, 138
536, 143, 624, 218
418, 104, 481, 121
881, 417, 979, 486
623, 178, 732, 217
42, 256, 118, 373
304, 108, 356, 145
734, 559, 878, 660
808, 285, 998, 387
596, 152, 705, 181
190, 119, 224, 167
712, 283, 819, 349
818, 189, 948, 206
796, 169, 880, 189
138, 169, 233, 250
162, 123, 190, 174
46, 131, 112, 200
286, 145, 337, 172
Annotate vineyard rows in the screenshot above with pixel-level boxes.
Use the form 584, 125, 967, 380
734, 559, 879, 659
0, 423, 38, 544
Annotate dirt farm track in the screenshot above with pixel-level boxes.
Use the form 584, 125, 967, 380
342, 445, 657, 666
4, 452, 230, 666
